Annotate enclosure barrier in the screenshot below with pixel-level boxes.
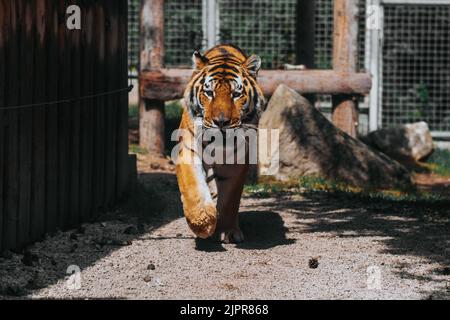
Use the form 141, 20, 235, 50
139, 0, 371, 154
0, 0, 129, 252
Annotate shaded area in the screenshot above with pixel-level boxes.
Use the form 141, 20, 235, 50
243, 191, 450, 298
0, 172, 182, 298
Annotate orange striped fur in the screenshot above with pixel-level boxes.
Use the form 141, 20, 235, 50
175, 44, 265, 242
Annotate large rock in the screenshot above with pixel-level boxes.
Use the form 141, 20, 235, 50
361, 122, 434, 162
258, 85, 412, 189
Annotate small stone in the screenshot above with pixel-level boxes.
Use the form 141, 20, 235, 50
176, 233, 183, 238
100, 222, 107, 228
147, 263, 156, 271
143, 275, 152, 283
308, 257, 319, 269
150, 163, 161, 170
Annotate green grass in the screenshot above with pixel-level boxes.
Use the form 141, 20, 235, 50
129, 144, 148, 155
245, 175, 450, 203
426, 148, 450, 176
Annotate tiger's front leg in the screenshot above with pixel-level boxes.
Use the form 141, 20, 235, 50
175, 113, 217, 239
214, 164, 250, 243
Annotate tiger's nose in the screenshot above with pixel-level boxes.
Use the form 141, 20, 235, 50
213, 113, 231, 128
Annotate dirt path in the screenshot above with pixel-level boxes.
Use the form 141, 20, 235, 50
1, 158, 449, 300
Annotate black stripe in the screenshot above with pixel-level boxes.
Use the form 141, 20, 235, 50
209, 71, 238, 79
208, 63, 239, 73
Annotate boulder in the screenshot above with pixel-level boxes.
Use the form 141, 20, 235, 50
258, 84, 412, 189
361, 122, 434, 162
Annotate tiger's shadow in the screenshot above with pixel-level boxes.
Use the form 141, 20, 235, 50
195, 210, 295, 252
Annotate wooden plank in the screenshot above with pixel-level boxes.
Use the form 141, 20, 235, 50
45, 0, 59, 233
30, 0, 47, 241
58, 0, 71, 229
139, 0, 166, 155
104, 1, 120, 206
68, 0, 82, 225
332, 0, 360, 137
140, 69, 372, 100
79, 0, 94, 221
116, 0, 130, 198
3, 0, 19, 251
92, 2, 106, 211
17, 0, 34, 247
0, 0, 6, 252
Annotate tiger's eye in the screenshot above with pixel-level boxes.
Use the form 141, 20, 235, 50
204, 90, 214, 98
232, 91, 242, 99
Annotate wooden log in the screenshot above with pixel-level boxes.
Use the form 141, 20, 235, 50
31, 0, 47, 241
58, 0, 71, 229
332, 0, 359, 137
92, 3, 106, 212
140, 69, 372, 101
295, 0, 316, 104
79, 0, 94, 222
104, 1, 119, 207
17, 0, 34, 247
4, 0, 19, 250
0, 0, 6, 252
295, 0, 315, 69
69, 0, 82, 226
116, 0, 130, 198
139, 0, 165, 155
45, 0, 59, 233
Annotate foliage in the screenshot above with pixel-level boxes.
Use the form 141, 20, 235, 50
426, 149, 450, 176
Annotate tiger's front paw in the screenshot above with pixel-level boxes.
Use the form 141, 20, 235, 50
220, 228, 245, 244
186, 204, 217, 239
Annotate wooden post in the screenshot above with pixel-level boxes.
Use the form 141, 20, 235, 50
295, 0, 316, 104
332, 0, 359, 137
139, 0, 165, 155
295, 0, 315, 69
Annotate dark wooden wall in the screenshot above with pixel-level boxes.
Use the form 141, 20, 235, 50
0, 0, 129, 252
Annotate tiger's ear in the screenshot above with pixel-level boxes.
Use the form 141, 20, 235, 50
192, 51, 209, 70
244, 54, 262, 78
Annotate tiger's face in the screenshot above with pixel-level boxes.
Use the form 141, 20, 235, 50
185, 45, 266, 130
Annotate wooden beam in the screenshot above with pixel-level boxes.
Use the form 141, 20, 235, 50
139, 0, 165, 155
140, 69, 372, 101
332, 0, 359, 137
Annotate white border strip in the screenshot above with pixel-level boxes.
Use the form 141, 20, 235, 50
382, 0, 450, 4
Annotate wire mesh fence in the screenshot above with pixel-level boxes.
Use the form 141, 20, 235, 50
128, 0, 140, 77
164, 0, 204, 67
381, 4, 450, 133
218, 0, 297, 69
314, 0, 367, 116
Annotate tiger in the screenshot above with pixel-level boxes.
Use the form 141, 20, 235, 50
175, 44, 266, 243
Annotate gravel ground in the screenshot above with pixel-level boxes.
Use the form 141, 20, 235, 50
0, 170, 449, 300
